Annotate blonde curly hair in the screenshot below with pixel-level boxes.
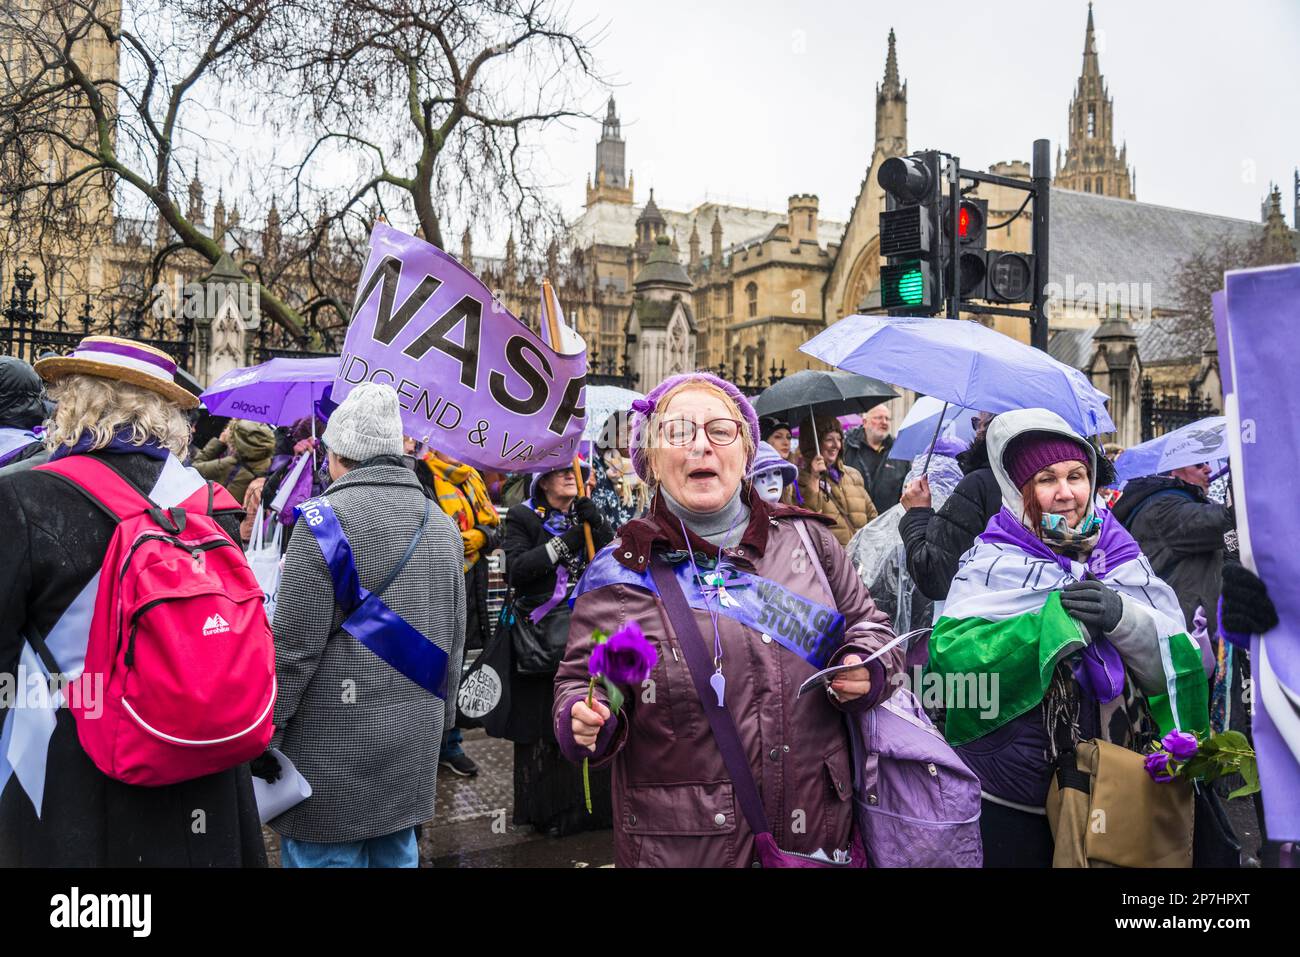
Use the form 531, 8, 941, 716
44, 374, 192, 458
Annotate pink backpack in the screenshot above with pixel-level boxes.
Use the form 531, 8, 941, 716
35, 456, 276, 786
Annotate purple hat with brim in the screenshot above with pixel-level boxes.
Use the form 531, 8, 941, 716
629, 371, 761, 482
34, 335, 197, 409
748, 441, 798, 487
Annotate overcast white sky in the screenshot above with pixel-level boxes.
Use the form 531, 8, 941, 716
512, 0, 1300, 251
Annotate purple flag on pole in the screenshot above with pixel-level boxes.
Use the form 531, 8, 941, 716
333, 223, 587, 473
1224, 263, 1300, 841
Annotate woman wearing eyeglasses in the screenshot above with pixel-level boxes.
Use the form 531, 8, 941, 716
551, 372, 902, 868
795, 414, 877, 547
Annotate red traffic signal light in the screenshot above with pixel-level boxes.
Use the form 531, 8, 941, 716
944, 198, 986, 247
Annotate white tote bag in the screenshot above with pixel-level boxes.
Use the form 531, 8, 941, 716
245, 504, 284, 621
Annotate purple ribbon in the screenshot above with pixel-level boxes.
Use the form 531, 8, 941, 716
572, 551, 844, 670
298, 496, 449, 699
529, 564, 570, 624
76, 339, 176, 374
1071, 637, 1126, 703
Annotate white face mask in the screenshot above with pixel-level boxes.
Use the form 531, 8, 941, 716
753, 469, 785, 504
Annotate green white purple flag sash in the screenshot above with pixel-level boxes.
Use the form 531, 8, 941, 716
930, 538, 1209, 747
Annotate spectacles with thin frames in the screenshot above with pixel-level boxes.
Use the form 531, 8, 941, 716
659, 417, 742, 448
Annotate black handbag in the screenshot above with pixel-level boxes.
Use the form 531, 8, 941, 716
456, 604, 514, 737
1192, 781, 1243, 868
509, 592, 572, 676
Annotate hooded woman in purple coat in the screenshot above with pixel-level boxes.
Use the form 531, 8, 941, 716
552, 372, 903, 867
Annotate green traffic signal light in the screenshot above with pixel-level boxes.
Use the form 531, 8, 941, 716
897, 267, 924, 305
881, 260, 934, 310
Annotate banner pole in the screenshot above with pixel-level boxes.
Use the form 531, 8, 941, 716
542, 278, 596, 560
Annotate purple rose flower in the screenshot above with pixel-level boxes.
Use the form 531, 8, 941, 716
588, 621, 658, 686
1144, 750, 1175, 783
1161, 729, 1199, 762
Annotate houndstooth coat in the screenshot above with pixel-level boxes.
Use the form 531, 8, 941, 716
270, 463, 466, 843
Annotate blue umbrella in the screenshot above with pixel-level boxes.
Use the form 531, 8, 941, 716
1115, 416, 1227, 482
889, 396, 976, 461
801, 315, 1115, 436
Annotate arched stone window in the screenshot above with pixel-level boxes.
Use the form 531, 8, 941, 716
746, 282, 758, 319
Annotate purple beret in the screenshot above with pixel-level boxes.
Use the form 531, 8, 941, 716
1005, 432, 1092, 488
629, 371, 761, 481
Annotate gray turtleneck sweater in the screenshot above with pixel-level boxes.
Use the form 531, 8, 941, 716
660, 487, 750, 549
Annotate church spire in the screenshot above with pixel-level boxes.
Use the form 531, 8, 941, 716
881, 29, 901, 96
874, 29, 907, 159
1054, 4, 1134, 200
586, 94, 632, 207
1082, 2, 1099, 74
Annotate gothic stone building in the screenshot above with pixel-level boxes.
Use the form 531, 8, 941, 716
533, 7, 1297, 445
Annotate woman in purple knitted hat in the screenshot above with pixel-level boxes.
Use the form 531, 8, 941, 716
550, 371, 903, 868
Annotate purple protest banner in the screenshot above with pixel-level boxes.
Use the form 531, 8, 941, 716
333, 222, 587, 473
1224, 263, 1300, 841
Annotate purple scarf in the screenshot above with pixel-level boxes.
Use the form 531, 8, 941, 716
49, 430, 169, 462
980, 506, 1142, 703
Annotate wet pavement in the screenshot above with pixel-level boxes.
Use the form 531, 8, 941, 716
262, 729, 616, 868
261, 727, 1261, 868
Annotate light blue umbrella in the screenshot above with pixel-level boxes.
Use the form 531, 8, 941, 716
889, 396, 977, 461
801, 315, 1115, 436
1115, 416, 1227, 482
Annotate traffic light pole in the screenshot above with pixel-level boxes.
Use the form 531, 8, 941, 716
877, 140, 1050, 340
1030, 138, 1051, 352
948, 137, 1051, 351
947, 154, 961, 320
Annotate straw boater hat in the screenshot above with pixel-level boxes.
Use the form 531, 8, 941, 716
34, 336, 198, 409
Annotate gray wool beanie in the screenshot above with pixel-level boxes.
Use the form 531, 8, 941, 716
323, 382, 405, 461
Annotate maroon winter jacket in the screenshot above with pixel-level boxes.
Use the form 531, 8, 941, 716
552, 489, 902, 867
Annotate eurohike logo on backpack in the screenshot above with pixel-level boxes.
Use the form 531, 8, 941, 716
33, 456, 277, 786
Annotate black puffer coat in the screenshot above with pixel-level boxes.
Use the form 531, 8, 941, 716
897, 442, 1003, 602
1111, 475, 1233, 628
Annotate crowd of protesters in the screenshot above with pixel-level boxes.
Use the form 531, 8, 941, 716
0, 338, 1287, 869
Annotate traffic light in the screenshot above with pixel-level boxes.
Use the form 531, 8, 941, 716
943, 196, 988, 302
984, 250, 1035, 303
877, 151, 943, 315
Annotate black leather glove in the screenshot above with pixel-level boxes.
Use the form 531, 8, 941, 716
1220, 563, 1278, 636
572, 496, 601, 527
561, 525, 586, 553
1060, 579, 1124, 635
250, 750, 282, 784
